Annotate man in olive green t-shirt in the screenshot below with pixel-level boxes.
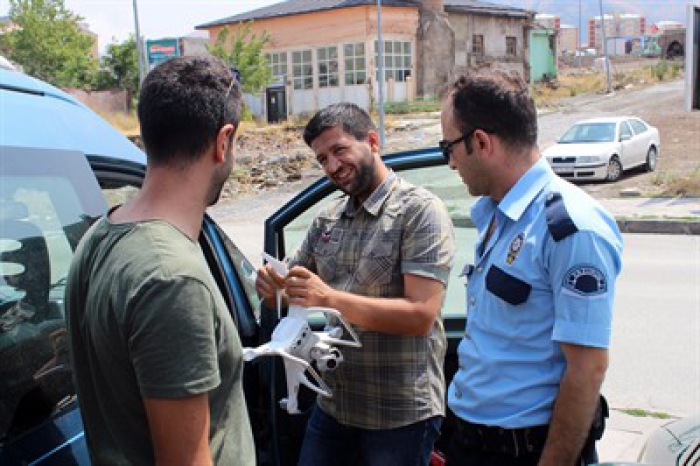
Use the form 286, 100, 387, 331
65, 56, 255, 466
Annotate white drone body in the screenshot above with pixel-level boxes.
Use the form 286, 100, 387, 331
243, 253, 361, 414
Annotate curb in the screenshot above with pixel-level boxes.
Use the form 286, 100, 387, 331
616, 219, 700, 235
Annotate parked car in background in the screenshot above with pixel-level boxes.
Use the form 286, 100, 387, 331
543, 117, 660, 182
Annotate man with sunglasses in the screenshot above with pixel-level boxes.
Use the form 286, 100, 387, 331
440, 68, 623, 466
256, 102, 455, 465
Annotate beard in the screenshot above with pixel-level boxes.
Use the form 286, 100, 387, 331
206, 141, 234, 206
334, 147, 377, 199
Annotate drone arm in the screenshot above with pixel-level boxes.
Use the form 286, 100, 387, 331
281, 355, 331, 414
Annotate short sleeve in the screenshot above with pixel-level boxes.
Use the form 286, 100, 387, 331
400, 194, 456, 285
127, 276, 221, 399
548, 230, 622, 348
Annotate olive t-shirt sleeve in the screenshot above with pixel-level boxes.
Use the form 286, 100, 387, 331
127, 276, 221, 399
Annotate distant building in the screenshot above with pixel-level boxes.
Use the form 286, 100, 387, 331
535, 13, 579, 56
535, 13, 560, 31
588, 13, 645, 54
650, 20, 684, 35
529, 26, 557, 81
559, 25, 579, 55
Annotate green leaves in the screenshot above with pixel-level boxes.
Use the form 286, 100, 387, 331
98, 36, 140, 95
3, 0, 97, 88
208, 22, 275, 95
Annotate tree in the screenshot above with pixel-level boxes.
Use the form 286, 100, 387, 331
1, 0, 97, 88
95, 36, 140, 95
208, 22, 275, 95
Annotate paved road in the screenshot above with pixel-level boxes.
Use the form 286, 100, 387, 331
603, 233, 700, 417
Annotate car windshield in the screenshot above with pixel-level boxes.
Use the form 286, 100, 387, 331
559, 123, 616, 143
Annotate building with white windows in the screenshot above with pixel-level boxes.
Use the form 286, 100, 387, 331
197, 0, 533, 121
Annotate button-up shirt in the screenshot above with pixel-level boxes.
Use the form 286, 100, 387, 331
448, 157, 623, 428
292, 171, 455, 429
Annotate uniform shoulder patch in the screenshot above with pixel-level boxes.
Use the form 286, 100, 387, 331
563, 265, 608, 296
545, 192, 578, 241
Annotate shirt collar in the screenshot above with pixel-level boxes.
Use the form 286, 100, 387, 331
344, 170, 397, 218
498, 157, 552, 222
471, 157, 553, 227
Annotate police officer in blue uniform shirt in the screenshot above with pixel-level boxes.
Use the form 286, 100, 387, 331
440, 68, 623, 466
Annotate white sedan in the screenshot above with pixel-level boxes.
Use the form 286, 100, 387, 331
543, 117, 660, 182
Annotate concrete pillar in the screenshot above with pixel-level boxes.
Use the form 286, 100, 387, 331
416, 0, 455, 98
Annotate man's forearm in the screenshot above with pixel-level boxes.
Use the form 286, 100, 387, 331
326, 289, 437, 336
538, 346, 607, 466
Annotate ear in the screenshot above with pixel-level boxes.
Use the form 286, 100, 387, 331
366, 130, 381, 153
214, 123, 236, 163
472, 129, 493, 157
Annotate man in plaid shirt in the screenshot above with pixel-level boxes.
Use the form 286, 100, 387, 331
256, 103, 455, 465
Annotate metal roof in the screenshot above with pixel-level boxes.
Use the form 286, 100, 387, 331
196, 0, 530, 29
0, 69, 145, 165
444, 0, 531, 18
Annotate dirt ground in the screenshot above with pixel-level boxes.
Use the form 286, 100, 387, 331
225, 77, 699, 202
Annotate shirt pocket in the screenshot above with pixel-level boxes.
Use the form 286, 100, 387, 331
355, 239, 396, 287
485, 265, 532, 306
313, 237, 343, 282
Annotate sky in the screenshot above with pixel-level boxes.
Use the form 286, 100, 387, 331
0, 0, 281, 53
0, 0, 692, 54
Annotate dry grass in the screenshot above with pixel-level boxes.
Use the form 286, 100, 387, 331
533, 61, 683, 108
659, 167, 700, 197
97, 110, 140, 137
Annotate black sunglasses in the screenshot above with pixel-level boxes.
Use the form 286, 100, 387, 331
438, 129, 476, 162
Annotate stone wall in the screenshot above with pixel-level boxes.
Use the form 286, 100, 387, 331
449, 13, 531, 81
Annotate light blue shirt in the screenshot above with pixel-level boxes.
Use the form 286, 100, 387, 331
448, 157, 623, 428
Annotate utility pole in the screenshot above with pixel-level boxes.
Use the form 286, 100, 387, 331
578, 0, 582, 70
599, 0, 613, 93
132, 0, 147, 84
377, 0, 386, 149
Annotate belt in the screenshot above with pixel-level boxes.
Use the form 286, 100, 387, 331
454, 418, 549, 457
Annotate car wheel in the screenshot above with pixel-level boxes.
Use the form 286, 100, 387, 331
606, 156, 623, 182
645, 146, 658, 172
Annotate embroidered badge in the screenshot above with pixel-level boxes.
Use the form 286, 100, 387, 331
563, 265, 607, 296
506, 233, 525, 265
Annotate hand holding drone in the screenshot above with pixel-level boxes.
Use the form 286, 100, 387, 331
243, 253, 361, 414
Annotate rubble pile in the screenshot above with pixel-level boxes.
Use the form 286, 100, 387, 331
221, 126, 318, 199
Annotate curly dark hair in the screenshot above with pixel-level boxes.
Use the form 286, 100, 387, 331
303, 102, 377, 147
137, 55, 241, 166
448, 67, 537, 152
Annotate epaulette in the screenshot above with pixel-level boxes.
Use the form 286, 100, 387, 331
545, 192, 578, 241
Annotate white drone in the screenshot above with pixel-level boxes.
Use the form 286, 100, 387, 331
243, 253, 361, 414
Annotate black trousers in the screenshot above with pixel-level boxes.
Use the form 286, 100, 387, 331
444, 425, 599, 466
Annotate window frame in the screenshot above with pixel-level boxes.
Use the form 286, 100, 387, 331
317, 46, 339, 88
344, 42, 367, 86
292, 49, 313, 90
506, 36, 517, 57
472, 34, 484, 55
